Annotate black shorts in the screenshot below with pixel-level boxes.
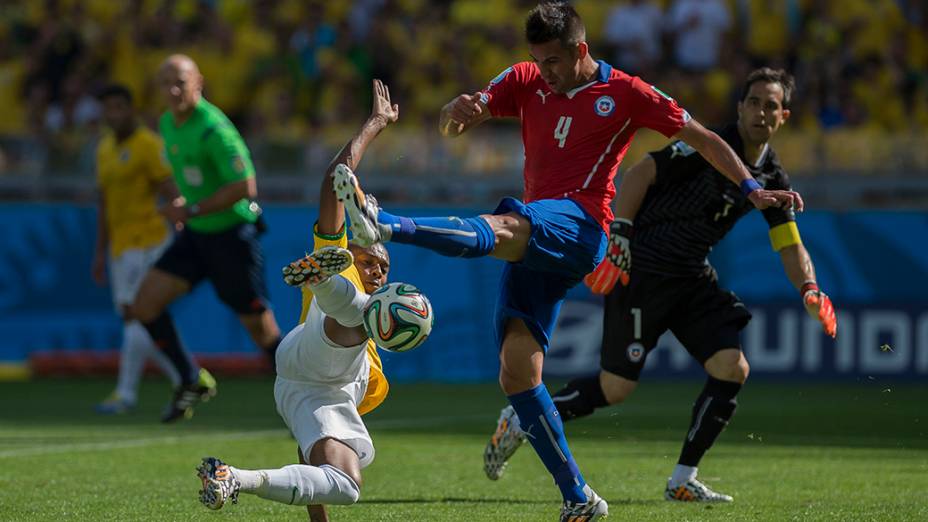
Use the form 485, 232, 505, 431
601, 268, 752, 381
154, 222, 269, 315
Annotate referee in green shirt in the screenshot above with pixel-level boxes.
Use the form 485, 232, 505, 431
129, 54, 282, 423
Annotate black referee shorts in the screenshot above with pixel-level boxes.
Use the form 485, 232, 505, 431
154, 222, 269, 315
600, 268, 752, 381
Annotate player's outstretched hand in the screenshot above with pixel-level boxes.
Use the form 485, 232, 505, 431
801, 282, 837, 338
748, 189, 804, 212
371, 79, 398, 125
584, 219, 633, 295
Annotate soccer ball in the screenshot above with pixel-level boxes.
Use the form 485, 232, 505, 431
362, 282, 434, 352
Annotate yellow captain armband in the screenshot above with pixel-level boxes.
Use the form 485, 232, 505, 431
769, 222, 802, 251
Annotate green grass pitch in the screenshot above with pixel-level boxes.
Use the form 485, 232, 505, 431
1, 377, 926, 521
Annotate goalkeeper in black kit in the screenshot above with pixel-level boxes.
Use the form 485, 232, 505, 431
483, 68, 837, 503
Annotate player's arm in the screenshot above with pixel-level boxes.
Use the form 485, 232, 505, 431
91, 189, 108, 286
673, 119, 803, 212
584, 156, 655, 294
150, 137, 181, 204
91, 142, 109, 286
613, 155, 657, 222
778, 240, 837, 338
318, 79, 398, 235
765, 208, 837, 338
779, 243, 815, 289
438, 92, 492, 137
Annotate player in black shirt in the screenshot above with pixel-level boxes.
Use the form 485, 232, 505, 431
483, 68, 837, 503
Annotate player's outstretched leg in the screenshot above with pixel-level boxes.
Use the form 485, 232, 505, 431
197, 457, 241, 510
161, 368, 217, 423
665, 376, 740, 503
198, 457, 361, 508
282, 246, 355, 287
483, 404, 526, 480
332, 164, 495, 257
331, 164, 386, 247
283, 246, 370, 329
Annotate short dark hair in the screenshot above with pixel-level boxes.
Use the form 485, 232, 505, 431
525, 2, 586, 49
349, 241, 390, 265
740, 68, 795, 109
97, 84, 133, 104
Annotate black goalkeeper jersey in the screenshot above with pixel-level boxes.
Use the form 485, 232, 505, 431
631, 124, 795, 276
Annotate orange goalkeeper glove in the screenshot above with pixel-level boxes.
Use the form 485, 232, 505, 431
801, 281, 837, 338
584, 218, 632, 295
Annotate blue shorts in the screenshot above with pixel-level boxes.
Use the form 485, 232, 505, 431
492, 197, 607, 351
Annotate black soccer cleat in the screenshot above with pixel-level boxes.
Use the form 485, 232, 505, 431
161, 369, 217, 423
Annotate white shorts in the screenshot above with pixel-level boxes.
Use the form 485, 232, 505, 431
274, 305, 374, 468
109, 239, 169, 310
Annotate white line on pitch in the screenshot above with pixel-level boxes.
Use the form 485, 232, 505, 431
0, 429, 288, 459
0, 414, 492, 459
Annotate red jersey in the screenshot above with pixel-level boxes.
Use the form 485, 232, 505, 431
480, 60, 690, 230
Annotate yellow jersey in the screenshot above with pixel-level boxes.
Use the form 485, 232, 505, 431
96, 126, 172, 257
300, 225, 389, 416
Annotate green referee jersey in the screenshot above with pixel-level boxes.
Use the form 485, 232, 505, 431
159, 98, 258, 233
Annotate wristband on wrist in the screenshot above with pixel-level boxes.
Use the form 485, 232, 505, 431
187, 203, 201, 217
800, 280, 819, 295
740, 178, 762, 196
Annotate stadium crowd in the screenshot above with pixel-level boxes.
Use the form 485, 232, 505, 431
0, 0, 925, 179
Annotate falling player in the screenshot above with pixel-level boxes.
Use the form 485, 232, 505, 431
334, 3, 802, 520
196, 80, 399, 522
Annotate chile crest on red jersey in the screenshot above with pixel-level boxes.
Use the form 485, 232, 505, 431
594, 95, 616, 117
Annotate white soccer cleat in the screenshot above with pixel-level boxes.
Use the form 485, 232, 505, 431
197, 457, 241, 510
282, 245, 354, 287
483, 405, 526, 480
560, 485, 609, 521
664, 477, 733, 503
331, 164, 389, 247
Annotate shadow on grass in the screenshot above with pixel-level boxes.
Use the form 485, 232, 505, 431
360, 497, 663, 506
